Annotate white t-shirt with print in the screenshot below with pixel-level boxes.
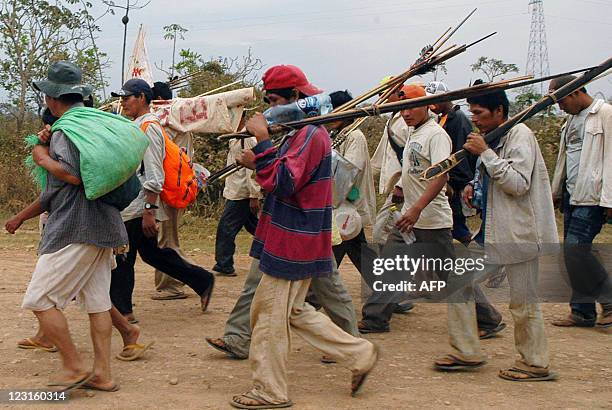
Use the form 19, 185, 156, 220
401, 118, 453, 230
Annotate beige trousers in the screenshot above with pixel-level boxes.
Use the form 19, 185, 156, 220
447, 258, 550, 370
154, 207, 186, 292
247, 273, 376, 404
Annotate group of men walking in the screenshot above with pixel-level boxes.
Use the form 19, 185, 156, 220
4, 58, 611, 407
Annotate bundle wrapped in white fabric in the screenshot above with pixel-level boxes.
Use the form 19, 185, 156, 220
151, 87, 256, 134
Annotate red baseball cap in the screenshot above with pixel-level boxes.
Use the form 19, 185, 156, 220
262, 65, 322, 96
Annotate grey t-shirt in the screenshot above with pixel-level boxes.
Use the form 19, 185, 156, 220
38, 131, 128, 255
565, 101, 595, 196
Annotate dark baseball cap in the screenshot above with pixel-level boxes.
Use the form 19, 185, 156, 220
111, 78, 153, 99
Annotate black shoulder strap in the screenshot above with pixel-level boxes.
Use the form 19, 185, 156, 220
387, 128, 404, 165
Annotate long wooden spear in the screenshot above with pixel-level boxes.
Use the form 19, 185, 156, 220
209, 17, 485, 183
421, 56, 612, 181
217, 65, 599, 142
206, 67, 594, 183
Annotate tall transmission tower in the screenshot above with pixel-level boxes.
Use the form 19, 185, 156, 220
526, 0, 550, 93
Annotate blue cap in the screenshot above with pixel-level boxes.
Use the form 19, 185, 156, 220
111, 78, 153, 99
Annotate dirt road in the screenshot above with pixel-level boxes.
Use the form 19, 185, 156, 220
0, 234, 610, 409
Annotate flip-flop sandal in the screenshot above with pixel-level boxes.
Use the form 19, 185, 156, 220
200, 280, 215, 313
17, 338, 58, 352
498, 367, 558, 382
434, 354, 487, 371
79, 382, 121, 392
479, 322, 507, 340
205, 338, 247, 360
116, 341, 155, 361
351, 344, 379, 397
48, 372, 95, 392
320, 355, 336, 364
151, 292, 188, 300
230, 393, 293, 409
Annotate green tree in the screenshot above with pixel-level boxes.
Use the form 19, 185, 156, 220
470, 56, 519, 83
511, 88, 542, 116
163, 23, 188, 79
0, 0, 108, 134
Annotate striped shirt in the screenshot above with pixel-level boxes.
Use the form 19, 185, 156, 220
249, 125, 333, 280
38, 131, 128, 255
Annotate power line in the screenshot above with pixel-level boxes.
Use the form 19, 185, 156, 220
101, 0, 511, 40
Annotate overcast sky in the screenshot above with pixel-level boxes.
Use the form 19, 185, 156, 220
92, 0, 612, 99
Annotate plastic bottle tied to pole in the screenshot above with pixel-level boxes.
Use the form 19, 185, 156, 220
263, 93, 333, 125
389, 205, 416, 245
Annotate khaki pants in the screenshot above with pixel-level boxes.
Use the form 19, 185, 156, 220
154, 207, 186, 293
248, 273, 376, 404
447, 258, 550, 370
223, 258, 358, 358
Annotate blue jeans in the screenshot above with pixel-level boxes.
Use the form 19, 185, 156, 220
563, 191, 612, 320
450, 190, 471, 241
213, 199, 258, 274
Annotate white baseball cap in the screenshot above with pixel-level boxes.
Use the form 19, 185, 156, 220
426, 81, 450, 95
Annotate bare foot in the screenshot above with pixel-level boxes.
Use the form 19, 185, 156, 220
49, 368, 90, 386
85, 374, 119, 391
121, 323, 140, 347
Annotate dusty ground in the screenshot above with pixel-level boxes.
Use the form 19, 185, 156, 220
0, 218, 610, 409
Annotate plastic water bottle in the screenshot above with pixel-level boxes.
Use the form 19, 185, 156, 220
389, 205, 416, 244
263, 93, 333, 124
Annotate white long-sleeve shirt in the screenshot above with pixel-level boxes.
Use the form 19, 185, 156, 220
223, 137, 262, 200
370, 113, 412, 195
336, 129, 376, 228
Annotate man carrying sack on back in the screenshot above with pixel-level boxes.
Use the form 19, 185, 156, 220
8, 61, 129, 392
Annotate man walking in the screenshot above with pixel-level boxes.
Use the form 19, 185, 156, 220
435, 87, 558, 382
206, 67, 360, 362
549, 75, 612, 328
212, 134, 261, 277
17, 61, 125, 391
229, 65, 378, 409
110, 79, 215, 322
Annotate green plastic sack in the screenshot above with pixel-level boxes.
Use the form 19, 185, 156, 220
27, 107, 149, 200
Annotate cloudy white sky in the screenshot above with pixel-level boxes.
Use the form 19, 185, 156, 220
92, 0, 612, 99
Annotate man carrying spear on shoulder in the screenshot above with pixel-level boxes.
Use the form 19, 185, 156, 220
229, 64, 378, 409
434, 86, 559, 382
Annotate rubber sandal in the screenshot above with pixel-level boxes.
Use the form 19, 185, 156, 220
230, 393, 293, 409
205, 338, 247, 360
434, 354, 486, 371
351, 344, 379, 397
79, 382, 121, 392
201, 279, 215, 313
17, 338, 58, 353
151, 292, 187, 300
551, 314, 595, 328
116, 341, 155, 361
479, 322, 506, 340
320, 355, 336, 364
596, 312, 612, 328
48, 372, 95, 392
498, 367, 558, 382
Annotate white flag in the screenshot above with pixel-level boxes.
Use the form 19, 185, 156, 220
125, 25, 154, 86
